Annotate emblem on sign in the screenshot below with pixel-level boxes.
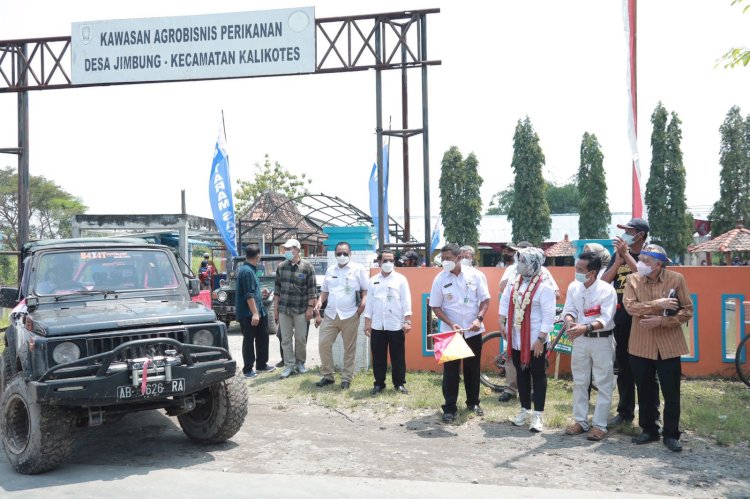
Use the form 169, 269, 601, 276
80, 25, 92, 45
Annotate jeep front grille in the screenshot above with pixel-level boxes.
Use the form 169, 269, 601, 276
87, 329, 188, 363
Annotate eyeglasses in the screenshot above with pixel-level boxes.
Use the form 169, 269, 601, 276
336, 251, 350, 257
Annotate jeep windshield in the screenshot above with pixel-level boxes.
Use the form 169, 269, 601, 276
32, 249, 181, 297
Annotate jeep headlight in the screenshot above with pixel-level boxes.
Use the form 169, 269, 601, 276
217, 290, 228, 303
53, 342, 81, 364
192, 329, 214, 346
229, 271, 236, 279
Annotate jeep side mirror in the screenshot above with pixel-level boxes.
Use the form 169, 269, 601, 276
187, 278, 201, 297
0, 287, 19, 309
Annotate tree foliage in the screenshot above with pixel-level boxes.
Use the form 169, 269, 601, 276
487, 180, 578, 215
234, 154, 312, 215
0, 166, 87, 250
577, 132, 611, 238
718, 0, 750, 68
710, 106, 750, 235
644, 103, 694, 259
438, 146, 484, 247
507, 117, 551, 246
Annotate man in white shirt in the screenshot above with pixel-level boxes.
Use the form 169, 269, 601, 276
314, 241, 369, 389
364, 250, 412, 395
499, 247, 556, 432
430, 243, 491, 423
497, 241, 560, 404
562, 250, 617, 441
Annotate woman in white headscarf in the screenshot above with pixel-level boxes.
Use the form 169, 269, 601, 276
583, 243, 611, 279
498, 246, 556, 432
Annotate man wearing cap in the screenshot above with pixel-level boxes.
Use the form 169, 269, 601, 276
315, 241, 369, 389
274, 238, 318, 378
623, 244, 692, 452
602, 217, 659, 427
496, 241, 560, 403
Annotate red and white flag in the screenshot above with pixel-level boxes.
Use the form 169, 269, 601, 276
623, 0, 645, 218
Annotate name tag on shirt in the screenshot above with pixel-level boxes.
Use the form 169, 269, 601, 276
584, 305, 601, 317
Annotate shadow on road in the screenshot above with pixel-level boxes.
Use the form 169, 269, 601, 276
0, 409, 237, 493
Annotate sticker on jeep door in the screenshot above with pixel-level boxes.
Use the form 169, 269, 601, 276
117, 378, 185, 399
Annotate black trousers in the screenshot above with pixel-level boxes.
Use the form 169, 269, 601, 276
614, 319, 660, 420
511, 345, 547, 412
241, 315, 269, 373
441, 333, 482, 414
371, 329, 406, 388
630, 354, 682, 439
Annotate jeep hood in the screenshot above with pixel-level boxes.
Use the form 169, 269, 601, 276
31, 299, 216, 336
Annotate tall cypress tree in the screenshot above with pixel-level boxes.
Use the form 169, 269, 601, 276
439, 146, 483, 247
710, 106, 750, 235
646, 103, 693, 259
577, 132, 610, 238
508, 117, 551, 246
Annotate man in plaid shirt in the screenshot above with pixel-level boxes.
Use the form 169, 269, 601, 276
274, 238, 318, 378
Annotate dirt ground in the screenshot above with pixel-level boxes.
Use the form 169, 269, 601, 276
2, 328, 749, 497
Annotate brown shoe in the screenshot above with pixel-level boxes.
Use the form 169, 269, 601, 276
586, 427, 608, 441
564, 422, 585, 435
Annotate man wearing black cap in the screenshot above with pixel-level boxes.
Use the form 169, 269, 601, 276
602, 217, 658, 427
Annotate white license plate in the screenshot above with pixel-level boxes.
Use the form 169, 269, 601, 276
116, 378, 185, 399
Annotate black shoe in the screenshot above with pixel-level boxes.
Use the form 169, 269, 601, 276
663, 437, 683, 452
371, 385, 384, 395
441, 412, 456, 424
341, 381, 351, 390
315, 378, 335, 387
608, 414, 634, 427
498, 392, 514, 403
468, 405, 484, 417
395, 385, 409, 394
632, 432, 660, 445
275, 360, 285, 368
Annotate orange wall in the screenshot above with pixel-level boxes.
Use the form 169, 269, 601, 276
382, 266, 750, 378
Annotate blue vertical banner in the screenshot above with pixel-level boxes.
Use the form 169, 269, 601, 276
209, 120, 239, 257
430, 216, 442, 254
368, 144, 390, 244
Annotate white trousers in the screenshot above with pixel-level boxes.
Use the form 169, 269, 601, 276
571, 335, 616, 431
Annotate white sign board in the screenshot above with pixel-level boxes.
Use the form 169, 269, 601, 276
71, 7, 315, 85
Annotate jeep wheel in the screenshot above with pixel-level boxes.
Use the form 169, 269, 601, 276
177, 374, 247, 444
1, 375, 75, 474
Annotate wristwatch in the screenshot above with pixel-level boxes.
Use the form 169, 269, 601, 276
586, 323, 594, 334
476, 315, 484, 322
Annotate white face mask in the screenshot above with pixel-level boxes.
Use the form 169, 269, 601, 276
516, 261, 528, 276
336, 255, 350, 266
636, 261, 653, 276
380, 262, 395, 273
460, 258, 473, 267
442, 260, 456, 273
622, 233, 635, 245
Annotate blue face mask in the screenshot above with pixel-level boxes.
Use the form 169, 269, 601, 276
284, 251, 294, 261
622, 233, 635, 245
574, 272, 589, 283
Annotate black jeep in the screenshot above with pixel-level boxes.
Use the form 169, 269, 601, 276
211, 254, 284, 335
0, 238, 248, 474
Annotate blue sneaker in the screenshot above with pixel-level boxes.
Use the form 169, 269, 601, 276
244, 370, 258, 378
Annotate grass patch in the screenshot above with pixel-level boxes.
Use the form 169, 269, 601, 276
248, 369, 750, 445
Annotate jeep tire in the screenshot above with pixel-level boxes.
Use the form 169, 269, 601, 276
177, 374, 248, 444
1, 375, 75, 474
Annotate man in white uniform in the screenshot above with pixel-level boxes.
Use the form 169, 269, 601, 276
562, 250, 617, 441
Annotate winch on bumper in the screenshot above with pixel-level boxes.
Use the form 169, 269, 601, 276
31, 338, 236, 407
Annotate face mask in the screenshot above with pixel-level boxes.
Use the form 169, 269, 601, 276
636, 261, 653, 276
516, 262, 528, 276
337, 255, 350, 266
442, 260, 456, 273
460, 258, 472, 267
284, 251, 294, 261
574, 272, 589, 283
381, 262, 395, 273
622, 233, 635, 245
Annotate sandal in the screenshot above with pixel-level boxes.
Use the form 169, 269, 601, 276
587, 427, 608, 441
564, 422, 585, 435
